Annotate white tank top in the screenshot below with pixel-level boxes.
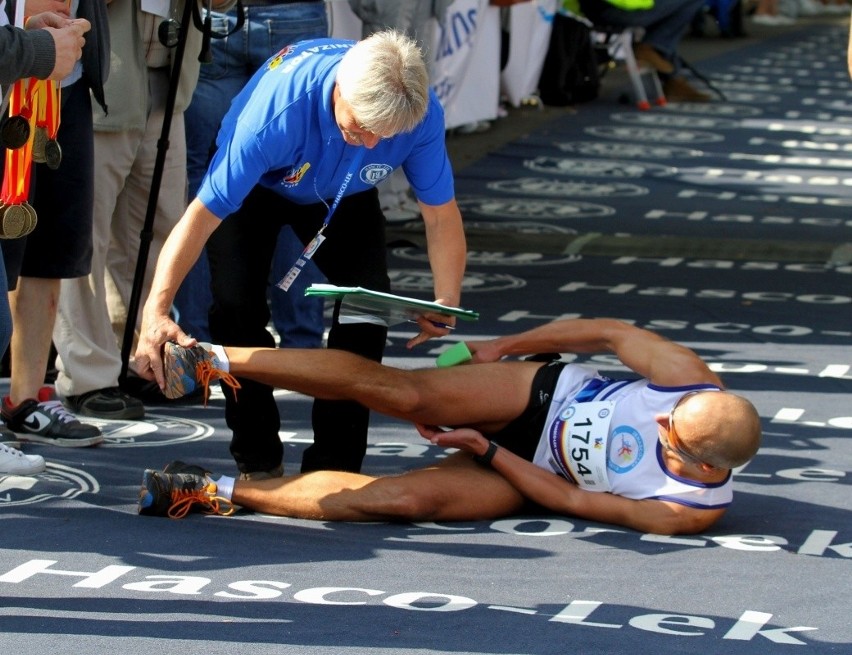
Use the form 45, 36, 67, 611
532, 365, 732, 509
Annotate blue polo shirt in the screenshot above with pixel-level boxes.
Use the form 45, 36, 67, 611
197, 38, 456, 220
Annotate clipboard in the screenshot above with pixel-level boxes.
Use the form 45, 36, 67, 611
304, 284, 479, 327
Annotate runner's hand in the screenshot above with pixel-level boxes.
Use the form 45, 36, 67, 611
415, 424, 488, 455
465, 340, 503, 363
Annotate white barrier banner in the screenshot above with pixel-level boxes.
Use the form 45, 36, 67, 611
501, 0, 557, 107
431, 0, 501, 130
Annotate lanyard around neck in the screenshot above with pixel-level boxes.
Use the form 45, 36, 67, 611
276, 144, 366, 292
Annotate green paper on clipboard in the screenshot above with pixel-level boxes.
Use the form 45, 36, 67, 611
304, 284, 479, 327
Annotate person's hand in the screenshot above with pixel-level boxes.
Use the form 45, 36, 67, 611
465, 339, 504, 364
25, 11, 69, 29
36, 16, 91, 80
405, 298, 457, 349
406, 313, 455, 349
415, 424, 490, 456
134, 311, 197, 390
24, 0, 71, 17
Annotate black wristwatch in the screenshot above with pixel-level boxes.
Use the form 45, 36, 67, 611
472, 440, 499, 467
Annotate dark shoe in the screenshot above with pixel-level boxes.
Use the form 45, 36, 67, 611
162, 342, 240, 401
238, 465, 284, 481
163, 460, 210, 476
65, 386, 145, 420
119, 374, 206, 405
2, 387, 103, 447
663, 76, 712, 103
633, 42, 674, 74
138, 468, 234, 518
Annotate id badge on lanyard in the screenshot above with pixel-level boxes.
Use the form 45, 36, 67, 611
277, 147, 365, 292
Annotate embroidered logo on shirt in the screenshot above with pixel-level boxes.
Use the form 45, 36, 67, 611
360, 163, 393, 185
267, 45, 295, 71
281, 162, 311, 187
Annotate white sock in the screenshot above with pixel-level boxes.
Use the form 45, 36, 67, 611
209, 344, 230, 372
213, 475, 235, 500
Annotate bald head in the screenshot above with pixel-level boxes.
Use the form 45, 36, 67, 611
675, 391, 762, 469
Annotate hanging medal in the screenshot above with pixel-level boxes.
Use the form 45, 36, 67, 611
1, 78, 38, 238
41, 80, 62, 170
1, 80, 32, 150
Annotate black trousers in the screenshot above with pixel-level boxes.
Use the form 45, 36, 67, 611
206, 186, 390, 474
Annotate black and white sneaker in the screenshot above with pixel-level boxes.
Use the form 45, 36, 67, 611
2, 387, 103, 447
65, 386, 145, 420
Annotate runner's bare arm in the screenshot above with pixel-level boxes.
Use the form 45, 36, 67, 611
423, 426, 725, 535
465, 318, 721, 388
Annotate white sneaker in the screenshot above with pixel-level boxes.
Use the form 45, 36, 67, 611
797, 0, 824, 15
383, 207, 421, 223
0, 443, 46, 475
453, 120, 492, 135
382, 194, 422, 223
752, 13, 796, 25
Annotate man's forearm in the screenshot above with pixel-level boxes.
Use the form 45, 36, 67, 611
144, 199, 220, 316
422, 201, 466, 307
0, 25, 55, 84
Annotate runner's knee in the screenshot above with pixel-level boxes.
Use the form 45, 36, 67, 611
373, 485, 445, 521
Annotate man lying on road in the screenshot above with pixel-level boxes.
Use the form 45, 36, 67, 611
138, 318, 761, 535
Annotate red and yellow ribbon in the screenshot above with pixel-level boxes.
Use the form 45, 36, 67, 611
2, 79, 35, 206
1, 77, 61, 205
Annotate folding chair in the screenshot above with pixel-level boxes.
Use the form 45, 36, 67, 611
593, 26, 666, 110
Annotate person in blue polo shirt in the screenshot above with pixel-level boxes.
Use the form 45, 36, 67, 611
135, 30, 467, 479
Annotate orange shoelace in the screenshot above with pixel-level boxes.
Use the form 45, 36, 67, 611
167, 482, 236, 519
196, 360, 242, 406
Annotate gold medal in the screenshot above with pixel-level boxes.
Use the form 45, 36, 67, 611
31, 126, 48, 163
1, 204, 29, 239
21, 201, 38, 236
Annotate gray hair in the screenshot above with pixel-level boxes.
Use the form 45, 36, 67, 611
336, 29, 430, 136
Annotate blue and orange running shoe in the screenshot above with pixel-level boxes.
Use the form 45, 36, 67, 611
138, 467, 235, 519
162, 342, 241, 402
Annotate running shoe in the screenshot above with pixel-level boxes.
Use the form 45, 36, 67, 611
0, 442, 45, 475
163, 460, 210, 476
2, 387, 103, 447
238, 465, 284, 481
138, 469, 234, 519
162, 342, 241, 402
65, 386, 145, 420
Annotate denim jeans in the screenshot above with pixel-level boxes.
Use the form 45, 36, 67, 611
174, 1, 329, 344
